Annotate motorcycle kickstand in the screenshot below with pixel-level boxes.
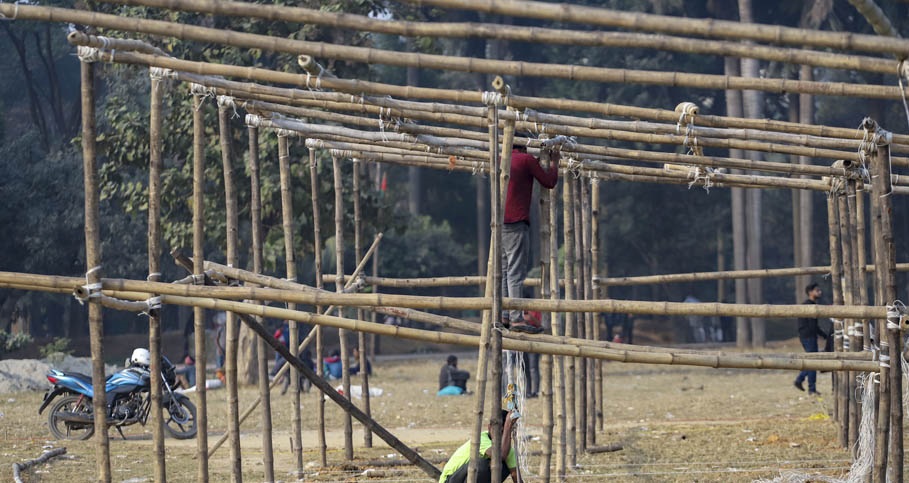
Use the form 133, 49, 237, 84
115, 426, 127, 440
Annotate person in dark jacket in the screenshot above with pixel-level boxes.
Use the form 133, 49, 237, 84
439, 355, 471, 393
794, 283, 828, 395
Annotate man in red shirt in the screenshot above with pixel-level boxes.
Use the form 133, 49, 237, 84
502, 145, 559, 334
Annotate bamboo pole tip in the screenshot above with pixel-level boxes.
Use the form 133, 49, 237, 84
66, 31, 86, 44
298, 55, 314, 70
491, 76, 509, 97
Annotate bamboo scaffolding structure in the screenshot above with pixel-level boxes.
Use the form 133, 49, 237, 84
276, 131, 305, 475
217, 96, 243, 483
79, 55, 111, 483
247, 124, 275, 482
101, 0, 903, 76
591, 179, 604, 434
845, 179, 864, 455
190, 91, 209, 483
223, 313, 440, 480
204, 234, 382, 459
60, 32, 909, 151
146, 67, 167, 483
331, 154, 355, 462
403, 0, 909, 56
310, 149, 328, 468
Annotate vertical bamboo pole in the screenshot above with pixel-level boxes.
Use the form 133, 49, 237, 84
191, 91, 209, 483
80, 55, 111, 483
845, 179, 865, 455
826, 190, 847, 448
581, 177, 596, 448
352, 158, 373, 448
309, 149, 328, 467
572, 176, 587, 453
147, 68, 166, 483
855, 186, 870, 348
332, 154, 355, 461
491, 105, 514, 483
467, 105, 499, 483
277, 133, 304, 474
562, 175, 577, 469
590, 177, 603, 433
247, 125, 275, 482
371, 163, 382, 357
550, 181, 566, 481
836, 183, 857, 452
866, 123, 902, 483
217, 98, 242, 482
539, 149, 554, 482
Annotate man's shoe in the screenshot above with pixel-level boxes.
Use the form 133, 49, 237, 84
794, 380, 805, 391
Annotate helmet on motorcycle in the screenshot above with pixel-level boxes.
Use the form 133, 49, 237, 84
130, 348, 151, 367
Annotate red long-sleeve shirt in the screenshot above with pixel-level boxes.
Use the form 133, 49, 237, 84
504, 150, 559, 224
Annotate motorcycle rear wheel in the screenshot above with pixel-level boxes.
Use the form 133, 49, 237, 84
164, 396, 197, 439
48, 395, 95, 440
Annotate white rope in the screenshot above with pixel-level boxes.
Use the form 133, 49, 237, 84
146, 272, 161, 282
191, 274, 206, 285
276, 128, 296, 138
74, 266, 102, 305
148, 67, 174, 81
217, 95, 240, 119
244, 113, 262, 128
902, 352, 909, 410
566, 158, 583, 179
0, 1, 20, 20
897, 60, 909, 131
76, 46, 101, 63
503, 350, 532, 479
686, 166, 713, 192
481, 91, 504, 107
140, 296, 162, 317
304, 138, 324, 150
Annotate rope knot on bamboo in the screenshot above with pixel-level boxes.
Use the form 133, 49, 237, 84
76, 45, 103, 63
148, 67, 174, 81
141, 296, 162, 317
217, 95, 241, 119
481, 91, 504, 107
245, 114, 263, 128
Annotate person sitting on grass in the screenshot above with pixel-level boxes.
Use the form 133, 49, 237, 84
438, 409, 519, 483
438, 355, 471, 395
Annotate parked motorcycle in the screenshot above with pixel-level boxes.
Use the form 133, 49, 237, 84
38, 348, 197, 440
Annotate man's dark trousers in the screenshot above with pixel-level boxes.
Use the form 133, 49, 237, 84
795, 337, 818, 392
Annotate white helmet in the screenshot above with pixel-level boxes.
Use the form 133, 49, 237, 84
130, 348, 151, 367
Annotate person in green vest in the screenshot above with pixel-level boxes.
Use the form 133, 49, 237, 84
438, 409, 519, 483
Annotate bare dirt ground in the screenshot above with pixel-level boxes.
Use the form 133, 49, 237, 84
1, 344, 906, 482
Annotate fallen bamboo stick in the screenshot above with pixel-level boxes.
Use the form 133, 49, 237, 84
12, 448, 67, 483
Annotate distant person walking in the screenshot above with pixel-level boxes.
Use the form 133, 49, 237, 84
794, 283, 828, 396
501, 145, 559, 334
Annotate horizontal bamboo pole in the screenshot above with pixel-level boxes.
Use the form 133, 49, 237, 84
178, 70, 909, 156
403, 0, 909, 56
0, 270, 887, 320
113, 293, 884, 373
0, 274, 875, 364
41, 9, 908, 100
99, 0, 898, 75
63, 30, 909, 153
246, 97, 898, 168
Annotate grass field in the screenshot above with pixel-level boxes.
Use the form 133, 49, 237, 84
1, 344, 905, 482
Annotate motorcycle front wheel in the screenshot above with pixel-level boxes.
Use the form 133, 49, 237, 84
164, 396, 197, 439
48, 394, 95, 440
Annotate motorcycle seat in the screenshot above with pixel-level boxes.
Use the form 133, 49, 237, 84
65, 372, 94, 385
